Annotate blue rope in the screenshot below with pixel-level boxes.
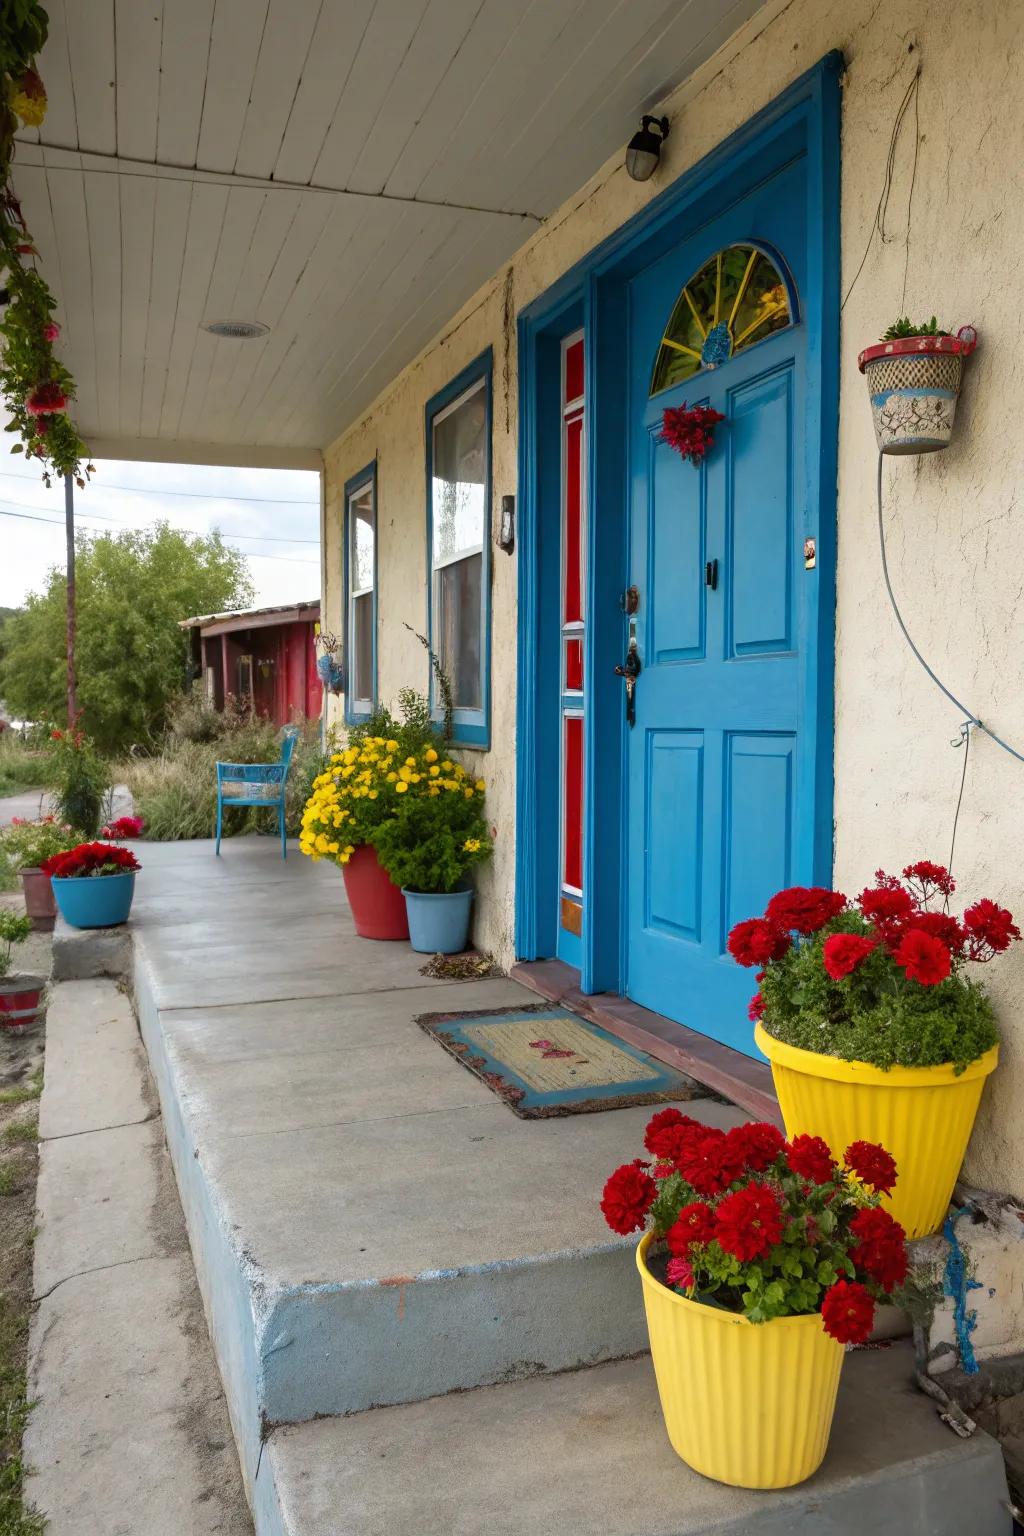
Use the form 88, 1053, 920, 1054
942, 1209, 982, 1374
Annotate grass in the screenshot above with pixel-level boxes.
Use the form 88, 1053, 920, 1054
1, 1122, 36, 1149
0, 1163, 17, 1198
0, 1293, 45, 1536
0, 1076, 41, 1109
0, 738, 55, 803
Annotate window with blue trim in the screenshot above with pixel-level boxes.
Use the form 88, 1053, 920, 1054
426, 353, 491, 745
344, 466, 376, 721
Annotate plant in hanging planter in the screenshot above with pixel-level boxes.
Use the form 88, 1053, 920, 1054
658, 402, 726, 466
41, 841, 141, 929
314, 628, 345, 694
604, 1111, 907, 1488
859, 316, 977, 456
733, 864, 1017, 1237
0, 815, 82, 930
0, 3, 91, 483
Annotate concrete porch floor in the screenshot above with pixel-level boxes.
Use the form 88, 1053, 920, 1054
129, 837, 1011, 1536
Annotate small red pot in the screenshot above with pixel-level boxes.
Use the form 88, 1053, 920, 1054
0, 986, 42, 1030
341, 844, 410, 941
20, 867, 56, 931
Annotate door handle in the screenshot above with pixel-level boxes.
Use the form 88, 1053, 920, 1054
705, 558, 719, 591
614, 638, 642, 728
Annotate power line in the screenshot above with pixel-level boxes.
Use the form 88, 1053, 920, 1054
0, 498, 320, 544
0, 466, 318, 505
0, 504, 320, 563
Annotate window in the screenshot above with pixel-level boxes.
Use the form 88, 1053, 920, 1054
426, 351, 492, 745
344, 464, 377, 722
650, 243, 794, 395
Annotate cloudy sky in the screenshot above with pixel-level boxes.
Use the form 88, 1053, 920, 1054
0, 456, 321, 612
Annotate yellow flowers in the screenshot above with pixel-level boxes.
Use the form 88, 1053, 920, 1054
299, 733, 488, 870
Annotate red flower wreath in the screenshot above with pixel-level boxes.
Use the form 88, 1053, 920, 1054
659, 403, 726, 466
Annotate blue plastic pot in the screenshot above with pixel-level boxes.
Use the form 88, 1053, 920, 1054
402, 885, 473, 954
51, 871, 136, 929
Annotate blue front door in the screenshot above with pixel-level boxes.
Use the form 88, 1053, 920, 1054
625, 159, 821, 1053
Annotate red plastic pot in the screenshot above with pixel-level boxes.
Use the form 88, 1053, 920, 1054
341, 844, 409, 941
0, 985, 42, 1030
20, 867, 56, 932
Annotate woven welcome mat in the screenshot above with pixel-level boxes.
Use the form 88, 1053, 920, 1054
416, 1003, 697, 1119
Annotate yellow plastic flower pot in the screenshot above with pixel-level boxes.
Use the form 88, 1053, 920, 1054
755, 1023, 998, 1239
637, 1232, 843, 1488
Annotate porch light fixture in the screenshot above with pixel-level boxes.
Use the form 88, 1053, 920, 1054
202, 319, 270, 339
625, 115, 669, 182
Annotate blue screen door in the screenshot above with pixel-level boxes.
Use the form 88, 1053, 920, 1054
624, 159, 821, 1054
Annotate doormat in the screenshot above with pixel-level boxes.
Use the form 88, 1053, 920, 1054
416, 1003, 697, 1119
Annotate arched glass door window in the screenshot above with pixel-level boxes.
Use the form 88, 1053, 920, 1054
650, 243, 794, 395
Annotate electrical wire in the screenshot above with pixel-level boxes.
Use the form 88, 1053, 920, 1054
0, 497, 318, 542
0, 504, 319, 562
0, 466, 317, 505
876, 450, 1024, 764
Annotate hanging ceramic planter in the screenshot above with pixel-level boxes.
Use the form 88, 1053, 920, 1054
858, 325, 977, 455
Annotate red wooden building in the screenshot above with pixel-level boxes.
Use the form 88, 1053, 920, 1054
180, 601, 323, 727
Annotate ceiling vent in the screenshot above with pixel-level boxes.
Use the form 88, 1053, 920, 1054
202, 319, 270, 339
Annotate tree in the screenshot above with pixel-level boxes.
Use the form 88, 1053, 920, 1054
0, 522, 253, 753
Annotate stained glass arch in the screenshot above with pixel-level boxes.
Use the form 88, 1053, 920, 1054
650, 243, 794, 396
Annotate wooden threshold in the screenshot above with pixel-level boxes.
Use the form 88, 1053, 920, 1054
509, 958, 780, 1126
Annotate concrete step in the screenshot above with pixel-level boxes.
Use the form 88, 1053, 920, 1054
128, 841, 745, 1500
256, 1346, 1011, 1536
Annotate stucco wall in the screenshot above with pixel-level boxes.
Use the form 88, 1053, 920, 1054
322, 0, 1024, 1194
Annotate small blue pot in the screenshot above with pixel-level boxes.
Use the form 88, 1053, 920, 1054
402, 885, 473, 955
52, 871, 136, 929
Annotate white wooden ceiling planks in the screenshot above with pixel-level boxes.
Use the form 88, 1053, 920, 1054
9, 0, 766, 464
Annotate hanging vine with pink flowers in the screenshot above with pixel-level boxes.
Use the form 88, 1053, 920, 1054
0, 3, 91, 484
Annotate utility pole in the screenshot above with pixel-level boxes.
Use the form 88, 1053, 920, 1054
64, 471, 76, 724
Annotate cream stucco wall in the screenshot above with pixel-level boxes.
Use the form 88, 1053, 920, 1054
322, 0, 1024, 1194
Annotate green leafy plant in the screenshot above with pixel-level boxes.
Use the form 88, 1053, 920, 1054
602, 1110, 907, 1342
880, 316, 950, 341
372, 768, 492, 892
0, 912, 31, 979
0, 2, 89, 481
730, 863, 1016, 1072
47, 722, 110, 836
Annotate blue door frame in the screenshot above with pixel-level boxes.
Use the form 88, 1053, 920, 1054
515, 54, 841, 1005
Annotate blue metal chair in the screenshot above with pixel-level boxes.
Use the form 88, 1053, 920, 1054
215, 728, 299, 859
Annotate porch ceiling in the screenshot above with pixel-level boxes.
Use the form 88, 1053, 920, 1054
12, 0, 765, 468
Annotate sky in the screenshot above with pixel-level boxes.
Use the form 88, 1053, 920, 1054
0, 455, 321, 612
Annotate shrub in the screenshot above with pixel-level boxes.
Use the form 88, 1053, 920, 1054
0, 912, 32, 980
48, 723, 110, 836
733, 863, 1016, 1071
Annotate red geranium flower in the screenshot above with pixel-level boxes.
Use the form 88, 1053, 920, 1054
892, 928, 952, 986
903, 860, 955, 897
821, 1279, 875, 1344
714, 1184, 784, 1261
675, 1126, 745, 1196
747, 992, 765, 1022
100, 814, 145, 840
822, 932, 877, 980
765, 885, 847, 934
962, 899, 1021, 955
600, 1162, 657, 1235
41, 841, 141, 878
857, 884, 914, 925
786, 1134, 835, 1185
667, 1200, 716, 1254
643, 1107, 700, 1158
727, 917, 791, 968
725, 1121, 786, 1173
910, 910, 966, 952
848, 1207, 908, 1291
845, 1140, 898, 1195
665, 1256, 695, 1291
